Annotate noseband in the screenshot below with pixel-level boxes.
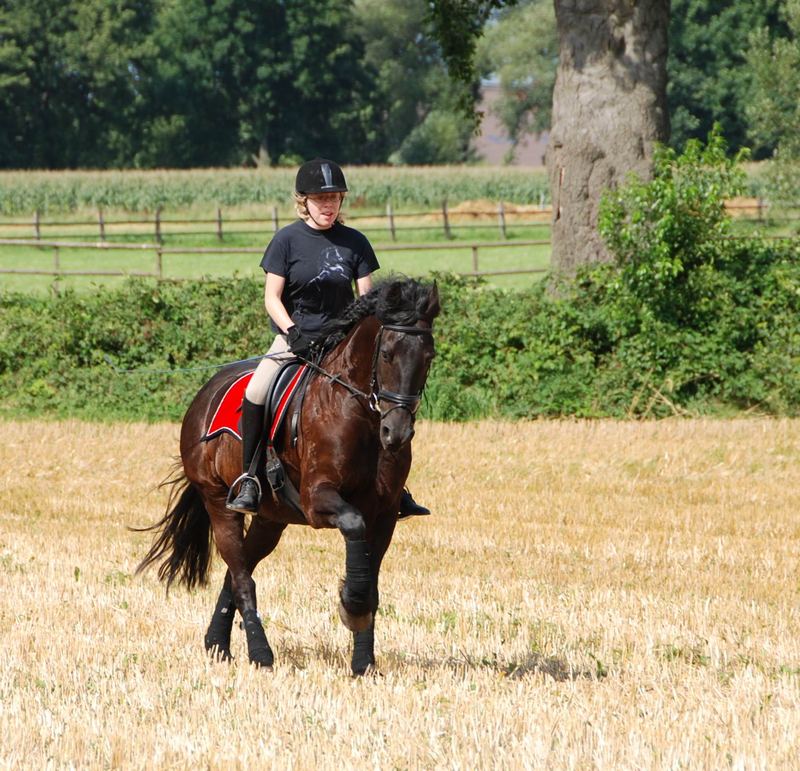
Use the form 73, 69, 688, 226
369, 323, 433, 418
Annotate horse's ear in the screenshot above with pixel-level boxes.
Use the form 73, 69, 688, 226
424, 282, 441, 322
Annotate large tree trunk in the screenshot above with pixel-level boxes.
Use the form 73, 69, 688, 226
547, 0, 670, 272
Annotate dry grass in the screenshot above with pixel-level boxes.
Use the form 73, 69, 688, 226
1, 418, 799, 769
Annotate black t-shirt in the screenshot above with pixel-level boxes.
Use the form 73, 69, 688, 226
261, 219, 380, 336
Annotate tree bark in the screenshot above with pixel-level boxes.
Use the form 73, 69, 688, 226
547, 0, 670, 272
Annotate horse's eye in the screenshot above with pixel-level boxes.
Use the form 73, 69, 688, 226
381, 350, 391, 362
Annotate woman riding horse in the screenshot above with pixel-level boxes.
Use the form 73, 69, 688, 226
137, 276, 440, 674
227, 157, 429, 520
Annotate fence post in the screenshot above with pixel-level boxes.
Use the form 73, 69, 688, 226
472, 245, 479, 273
497, 201, 507, 239
155, 207, 162, 244
217, 208, 223, 240
34, 210, 41, 240
442, 199, 452, 239
272, 205, 279, 233
386, 201, 396, 241
156, 247, 163, 278
98, 207, 106, 242
53, 246, 61, 289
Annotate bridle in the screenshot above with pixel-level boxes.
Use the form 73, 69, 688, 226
367, 323, 433, 418
299, 321, 433, 419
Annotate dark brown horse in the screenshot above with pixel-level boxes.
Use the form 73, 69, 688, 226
137, 278, 440, 675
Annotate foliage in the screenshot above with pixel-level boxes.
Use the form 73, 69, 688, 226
746, 0, 800, 207
475, 0, 556, 160
390, 111, 477, 165
667, 0, 787, 158
426, 0, 514, 126
354, 0, 474, 163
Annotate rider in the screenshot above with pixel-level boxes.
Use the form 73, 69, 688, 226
226, 158, 430, 521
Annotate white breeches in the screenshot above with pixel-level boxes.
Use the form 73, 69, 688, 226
244, 334, 293, 405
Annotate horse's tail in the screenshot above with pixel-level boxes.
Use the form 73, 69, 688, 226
134, 470, 213, 592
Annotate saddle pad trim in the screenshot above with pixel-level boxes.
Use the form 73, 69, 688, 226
269, 364, 308, 442
203, 372, 253, 441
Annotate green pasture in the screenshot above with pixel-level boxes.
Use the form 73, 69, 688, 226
0, 209, 553, 293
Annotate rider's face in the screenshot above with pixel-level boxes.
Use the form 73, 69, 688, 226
305, 193, 343, 230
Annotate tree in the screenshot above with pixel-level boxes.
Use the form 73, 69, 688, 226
668, 0, 786, 158
138, 0, 380, 167
746, 0, 800, 206
354, 0, 476, 163
475, 0, 557, 163
0, 0, 154, 169
431, 0, 670, 271
548, 1, 670, 270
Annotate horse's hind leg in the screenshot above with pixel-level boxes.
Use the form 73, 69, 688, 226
204, 517, 286, 664
204, 577, 236, 661
207, 505, 279, 668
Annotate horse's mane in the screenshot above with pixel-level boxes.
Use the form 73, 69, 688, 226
317, 277, 434, 351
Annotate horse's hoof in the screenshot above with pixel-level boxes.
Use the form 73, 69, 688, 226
352, 664, 381, 678
206, 644, 234, 663
338, 602, 373, 632
250, 658, 274, 672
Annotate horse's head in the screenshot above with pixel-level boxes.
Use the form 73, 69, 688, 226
372, 282, 440, 452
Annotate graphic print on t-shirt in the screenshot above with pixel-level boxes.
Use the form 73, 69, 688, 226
307, 246, 351, 314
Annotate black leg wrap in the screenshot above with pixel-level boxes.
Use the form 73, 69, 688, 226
352, 624, 376, 676
341, 539, 372, 618
241, 609, 274, 669
204, 587, 236, 661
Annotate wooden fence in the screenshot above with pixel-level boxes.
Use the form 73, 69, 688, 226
0, 237, 551, 280
0, 201, 553, 244
0, 198, 789, 283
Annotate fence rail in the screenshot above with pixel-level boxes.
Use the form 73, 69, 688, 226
0, 237, 550, 280
1, 198, 786, 249
2, 198, 794, 284
2, 201, 556, 244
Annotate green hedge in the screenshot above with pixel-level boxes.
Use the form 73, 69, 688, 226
1, 255, 800, 424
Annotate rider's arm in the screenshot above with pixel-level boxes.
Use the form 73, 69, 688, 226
264, 272, 295, 334
356, 274, 373, 296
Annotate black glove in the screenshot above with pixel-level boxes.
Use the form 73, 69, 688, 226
286, 325, 313, 357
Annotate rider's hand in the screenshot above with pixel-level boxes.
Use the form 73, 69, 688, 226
286, 326, 313, 357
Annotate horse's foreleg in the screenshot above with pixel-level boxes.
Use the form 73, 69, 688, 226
208, 507, 274, 668
307, 485, 373, 633
351, 512, 397, 676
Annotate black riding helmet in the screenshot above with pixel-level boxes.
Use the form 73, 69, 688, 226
295, 158, 348, 195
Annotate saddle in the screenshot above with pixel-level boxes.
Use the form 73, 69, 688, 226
203, 361, 310, 515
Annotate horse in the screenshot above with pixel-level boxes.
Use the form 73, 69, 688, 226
136, 277, 440, 675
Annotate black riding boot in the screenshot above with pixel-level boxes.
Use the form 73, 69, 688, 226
397, 488, 430, 520
225, 397, 265, 513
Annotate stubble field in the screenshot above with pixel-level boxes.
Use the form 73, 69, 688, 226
1, 418, 799, 769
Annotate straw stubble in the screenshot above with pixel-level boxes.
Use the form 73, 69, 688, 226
0, 418, 798, 769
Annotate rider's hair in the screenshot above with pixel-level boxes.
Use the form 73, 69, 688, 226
293, 192, 346, 224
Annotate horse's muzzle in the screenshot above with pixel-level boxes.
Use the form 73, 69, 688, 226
379, 415, 415, 451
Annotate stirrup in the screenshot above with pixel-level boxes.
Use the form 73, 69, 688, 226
226, 473, 262, 512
